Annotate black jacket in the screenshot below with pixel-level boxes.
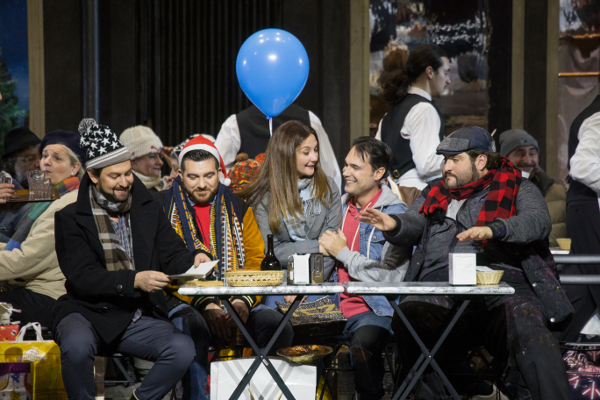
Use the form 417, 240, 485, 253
53, 174, 207, 343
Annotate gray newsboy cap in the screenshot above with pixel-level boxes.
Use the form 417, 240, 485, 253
436, 126, 496, 155
499, 129, 539, 158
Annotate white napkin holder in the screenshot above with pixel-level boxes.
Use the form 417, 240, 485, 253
449, 253, 476, 285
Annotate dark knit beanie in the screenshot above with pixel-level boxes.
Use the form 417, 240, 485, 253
40, 130, 87, 164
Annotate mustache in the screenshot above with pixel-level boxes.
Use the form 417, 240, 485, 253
114, 185, 130, 191
444, 172, 456, 179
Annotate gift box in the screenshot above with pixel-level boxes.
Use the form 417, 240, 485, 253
0, 326, 19, 342
0, 362, 32, 400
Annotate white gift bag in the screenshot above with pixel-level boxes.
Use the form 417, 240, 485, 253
211, 357, 316, 400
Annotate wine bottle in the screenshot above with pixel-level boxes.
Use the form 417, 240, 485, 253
261, 234, 281, 270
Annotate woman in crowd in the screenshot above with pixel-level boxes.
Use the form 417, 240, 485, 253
0, 130, 84, 327
120, 125, 167, 192
239, 120, 342, 299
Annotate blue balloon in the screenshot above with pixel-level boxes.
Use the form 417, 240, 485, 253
236, 29, 309, 118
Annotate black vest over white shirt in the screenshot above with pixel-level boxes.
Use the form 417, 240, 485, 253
235, 104, 311, 159
380, 93, 445, 180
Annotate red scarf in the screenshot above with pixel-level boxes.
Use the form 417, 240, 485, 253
420, 157, 522, 226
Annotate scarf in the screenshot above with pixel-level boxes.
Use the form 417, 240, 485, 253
420, 157, 521, 227
284, 178, 322, 240
89, 186, 134, 272
133, 171, 165, 192
164, 176, 245, 279
5, 177, 81, 251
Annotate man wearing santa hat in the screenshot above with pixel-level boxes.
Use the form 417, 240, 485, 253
154, 136, 293, 400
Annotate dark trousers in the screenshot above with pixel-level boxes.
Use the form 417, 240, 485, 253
343, 311, 393, 400
55, 312, 195, 400
393, 283, 570, 400
558, 198, 600, 341
0, 288, 55, 327
169, 304, 293, 400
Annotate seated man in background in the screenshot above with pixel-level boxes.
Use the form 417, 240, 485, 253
499, 129, 567, 246
54, 119, 210, 400
0, 127, 42, 241
360, 127, 572, 400
155, 136, 292, 400
319, 137, 411, 400
1, 127, 41, 189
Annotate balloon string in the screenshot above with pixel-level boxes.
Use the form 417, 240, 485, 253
269, 117, 273, 137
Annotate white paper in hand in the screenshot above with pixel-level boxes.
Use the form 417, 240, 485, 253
170, 260, 219, 279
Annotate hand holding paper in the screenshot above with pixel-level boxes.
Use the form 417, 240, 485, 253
170, 260, 219, 280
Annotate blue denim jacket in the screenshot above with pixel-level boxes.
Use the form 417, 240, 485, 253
335, 185, 411, 317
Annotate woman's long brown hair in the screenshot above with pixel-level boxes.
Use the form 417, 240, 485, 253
238, 120, 331, 233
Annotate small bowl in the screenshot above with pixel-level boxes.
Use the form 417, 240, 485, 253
556, 238, 571, 251
476, 270, 504, 285
277, 345, 333, 366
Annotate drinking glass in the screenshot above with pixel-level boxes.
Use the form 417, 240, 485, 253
27, 170, 45, 200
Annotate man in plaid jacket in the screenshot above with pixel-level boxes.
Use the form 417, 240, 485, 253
360, 127, 572, 400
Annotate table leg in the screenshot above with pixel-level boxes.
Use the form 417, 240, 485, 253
221, 295, 303, 400
390, 299, 470, 400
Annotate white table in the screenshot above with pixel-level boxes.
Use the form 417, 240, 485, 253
345, 282, 515, 400
179, 283, 345, 400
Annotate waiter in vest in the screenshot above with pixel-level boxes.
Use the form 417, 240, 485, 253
558, 93, 600, 341
375, 44, 450, 190
215, 103, 342, 190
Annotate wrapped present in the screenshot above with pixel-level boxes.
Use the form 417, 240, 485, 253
0, 323, 67, 399
0, 362, 32, 400
0, 326, 18, 342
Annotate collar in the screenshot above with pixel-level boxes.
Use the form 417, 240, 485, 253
408, 86, 432, 101
347, 188, 383, 218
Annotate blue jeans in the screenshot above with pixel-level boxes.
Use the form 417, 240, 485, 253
55, 312, 195, 400
169, 303, 294, 400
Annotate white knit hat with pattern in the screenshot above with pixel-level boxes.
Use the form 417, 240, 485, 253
120, 125, 163, 160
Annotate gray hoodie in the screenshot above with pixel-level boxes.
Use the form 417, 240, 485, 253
337, 184, 411, 283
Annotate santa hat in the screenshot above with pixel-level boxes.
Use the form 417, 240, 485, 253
178, 136, 230, 186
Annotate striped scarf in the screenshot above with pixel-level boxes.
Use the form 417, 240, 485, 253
164, 176, 245, 280
89, 186, 134, 272
4, 177, 81, 251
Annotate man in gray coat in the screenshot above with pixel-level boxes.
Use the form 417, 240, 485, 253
360, 127, 572, 400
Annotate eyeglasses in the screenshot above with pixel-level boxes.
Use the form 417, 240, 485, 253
15, 155, 41, 164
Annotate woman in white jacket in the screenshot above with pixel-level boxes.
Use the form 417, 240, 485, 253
0, 130, 84, 327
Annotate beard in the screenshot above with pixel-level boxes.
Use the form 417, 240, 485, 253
444, 162, 480, 189
186, 185, 218, 205
98, 181, 131, 203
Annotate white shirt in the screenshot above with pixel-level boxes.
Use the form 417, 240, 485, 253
570, 112, 600, 196
375, 87, 444, 190
215, 110, 342, 191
